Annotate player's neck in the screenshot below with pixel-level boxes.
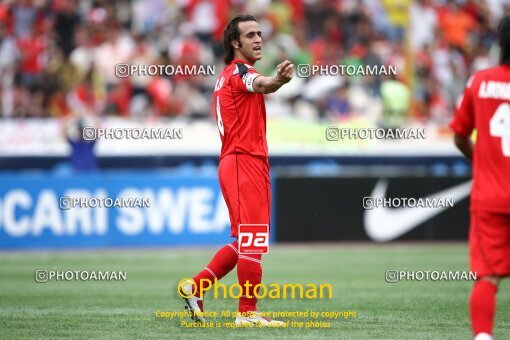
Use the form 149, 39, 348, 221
232, 55, 255, 66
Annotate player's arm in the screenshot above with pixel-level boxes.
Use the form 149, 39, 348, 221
453, 134, 473, 161
450, 76, 475, 162
252, 60, 293, 94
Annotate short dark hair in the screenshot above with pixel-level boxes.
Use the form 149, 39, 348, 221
223, 14, 257, 64
499, 16, 510, 65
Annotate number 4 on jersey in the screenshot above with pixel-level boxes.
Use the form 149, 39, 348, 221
490, 103, 510, 157
216, 96, 224, 136
214, 76, 225, 136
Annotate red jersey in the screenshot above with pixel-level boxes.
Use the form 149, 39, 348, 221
17, 35, 47, 74
449, 65, 510, 213
213, 59, 268, 159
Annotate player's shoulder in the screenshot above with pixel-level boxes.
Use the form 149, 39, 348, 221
466, 65, 510, 89
221, 62, 258, 78
472, 66, 507, 79
220, 61, 261, 93
233, 63, 259, 80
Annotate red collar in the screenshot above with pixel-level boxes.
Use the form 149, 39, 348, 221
231, 58, 254, 66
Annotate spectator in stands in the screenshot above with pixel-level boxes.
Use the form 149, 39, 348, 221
379, 74, 411, 129
0, 23, 19, 117
0, 0, 504, 132
325, 83, 351, 119
65, 115, 98, 171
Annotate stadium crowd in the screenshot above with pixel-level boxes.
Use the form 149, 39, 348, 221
0, 0, 508, 128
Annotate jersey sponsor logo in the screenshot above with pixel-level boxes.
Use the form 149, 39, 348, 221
238, 224, 269, 254
479, 81, 510, 100
364, 180, 472, 242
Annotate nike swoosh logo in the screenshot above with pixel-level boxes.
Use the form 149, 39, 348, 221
364, 180, 472, 242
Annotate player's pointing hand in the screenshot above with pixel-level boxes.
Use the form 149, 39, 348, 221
275, 60, 294, 84
252, 59, 294, 93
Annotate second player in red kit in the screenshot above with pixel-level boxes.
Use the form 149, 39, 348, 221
450, 16, 510, 340
179, 14, 293, 327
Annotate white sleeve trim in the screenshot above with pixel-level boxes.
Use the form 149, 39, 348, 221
242, 72, 260, 92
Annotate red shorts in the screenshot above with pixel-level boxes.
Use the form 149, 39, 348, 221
470, 211, 510, 277
218, 154, 271, 237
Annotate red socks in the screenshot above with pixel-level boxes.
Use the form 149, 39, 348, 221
237, 254, 262, 313
193, 240, 238, 297
192, 240, 263, 313
470, 280, 498, 336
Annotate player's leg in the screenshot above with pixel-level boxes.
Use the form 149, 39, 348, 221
237, 253, 262, 313
178, 156, 240, 322
233, 155, 269, 313
470, 276, 499, 340
179, 239, 239, 323
189, 154, 243, 297
232, 155, 283, 326
469, 211, 498, 339
192, 240, 239, 296
468, 211, 510, 339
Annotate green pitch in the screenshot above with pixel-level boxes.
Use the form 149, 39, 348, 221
1, 244, 509, 339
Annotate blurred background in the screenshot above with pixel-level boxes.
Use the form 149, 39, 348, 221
1, 0, 507, 249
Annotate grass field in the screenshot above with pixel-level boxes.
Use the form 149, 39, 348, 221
1, 244, 509, 339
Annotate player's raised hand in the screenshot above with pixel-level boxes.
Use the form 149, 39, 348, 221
275, 60, 294, 84
253, 59, 294, 94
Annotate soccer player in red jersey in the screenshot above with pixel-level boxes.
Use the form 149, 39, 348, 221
450, 16, 510, 340
178, 14, 293, 326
